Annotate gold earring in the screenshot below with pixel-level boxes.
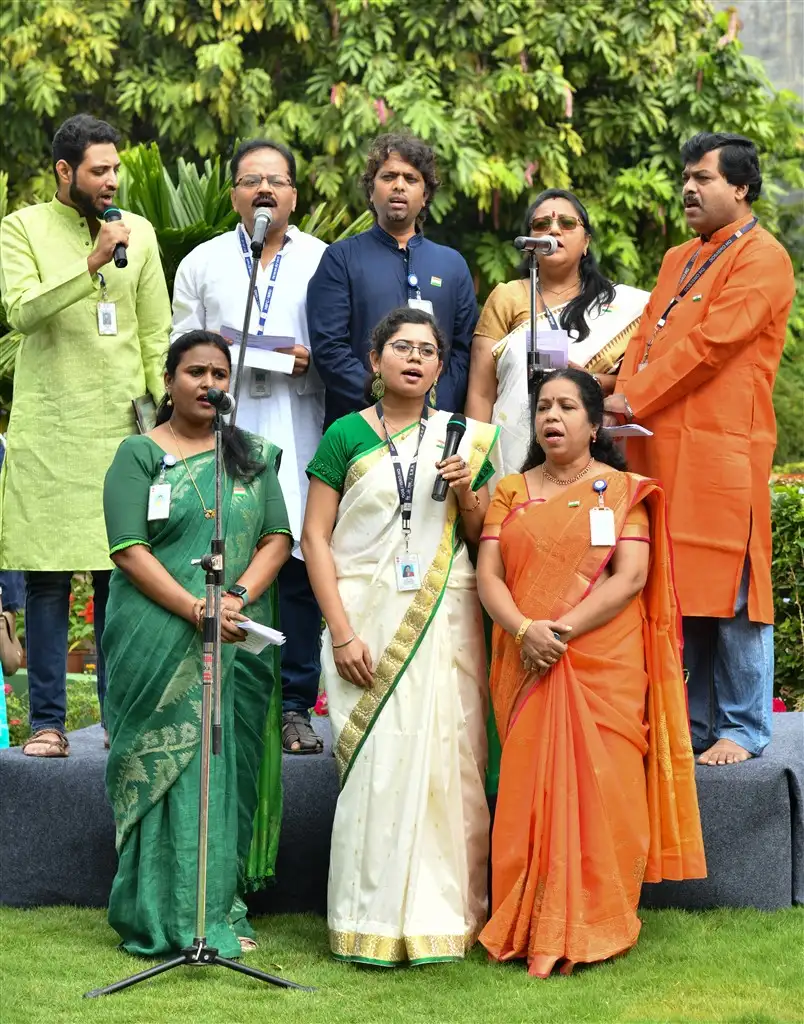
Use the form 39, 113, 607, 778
371, 372, 385, 400
429, 378, 438, 408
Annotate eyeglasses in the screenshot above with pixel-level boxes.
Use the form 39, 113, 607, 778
389, 340, 440, 361
530, 213, 583, 232
235, 174, 294, 190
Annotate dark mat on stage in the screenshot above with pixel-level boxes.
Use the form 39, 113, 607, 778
1, 713, 801, 914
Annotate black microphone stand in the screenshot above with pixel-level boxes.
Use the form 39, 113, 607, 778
230, 228, 263, 428
85, 412, 311, 999
527, 249, 546, 444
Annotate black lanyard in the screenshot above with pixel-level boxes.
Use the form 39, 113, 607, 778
535, 283, 562, 330
376, 401, 428, 550
640, 217, 757, 366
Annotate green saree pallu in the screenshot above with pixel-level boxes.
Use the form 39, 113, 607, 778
102, 434, 290, 957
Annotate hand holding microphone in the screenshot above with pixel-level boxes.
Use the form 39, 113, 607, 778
432, 414, 468, 502
88, 207, 130, 274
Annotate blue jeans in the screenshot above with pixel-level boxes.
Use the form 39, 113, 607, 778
24, 570, 110, 733
277, 556, 321, 717
683, 560, 774, 756
0, 571, 25, 612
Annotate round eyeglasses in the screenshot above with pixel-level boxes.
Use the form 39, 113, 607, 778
389, 340, 440, 361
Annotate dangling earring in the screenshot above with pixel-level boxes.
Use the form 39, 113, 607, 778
166, 390, 173, 406
429, 378, 438, 409
371, 372, 385, 400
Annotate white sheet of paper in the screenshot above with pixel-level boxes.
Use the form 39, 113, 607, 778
219, 325, 296, 375
601, 424, 654, 438
234, 618, 286, 655
229, 344, 295, 375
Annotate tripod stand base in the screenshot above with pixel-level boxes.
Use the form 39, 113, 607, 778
84, 940, 315, 998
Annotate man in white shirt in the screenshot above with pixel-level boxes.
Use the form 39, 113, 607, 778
172, 139, 327, 754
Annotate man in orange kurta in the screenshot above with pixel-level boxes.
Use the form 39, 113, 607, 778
606, 132, 794, 766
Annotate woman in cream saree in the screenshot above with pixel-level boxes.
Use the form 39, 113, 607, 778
467, 190, 649, 485
302, 308, 500, 965
477, 368, 705, 977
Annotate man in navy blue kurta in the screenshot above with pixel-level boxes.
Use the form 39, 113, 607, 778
307, 134, 477, 427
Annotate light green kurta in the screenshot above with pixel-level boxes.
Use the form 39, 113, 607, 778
0, 197, 170, 570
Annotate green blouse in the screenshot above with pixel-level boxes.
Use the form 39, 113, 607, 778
307, 411, 495, 493
104, 434, 291, 555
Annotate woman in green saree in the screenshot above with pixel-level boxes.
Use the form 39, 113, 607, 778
302, 308, 501, 965
102, 330, 291, 957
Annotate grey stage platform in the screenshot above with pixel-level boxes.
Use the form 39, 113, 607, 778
0, 714, 801, 914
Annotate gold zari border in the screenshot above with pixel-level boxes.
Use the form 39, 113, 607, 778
334, 421, 495, 785
330, 929, 473, 963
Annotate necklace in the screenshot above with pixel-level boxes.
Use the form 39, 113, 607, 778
541, 279, 580, 301
541, 459, 594, 486
168, 421, 216, 519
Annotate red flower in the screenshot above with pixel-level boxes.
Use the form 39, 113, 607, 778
313, 691, 329, 717
82, 596, 94, 624
9, 718, 21, 726
3, 683, 11, 696
772, 697, 787, 713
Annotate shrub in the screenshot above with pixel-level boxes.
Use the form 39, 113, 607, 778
4, 675, 101, 747
771, 481, 804, 710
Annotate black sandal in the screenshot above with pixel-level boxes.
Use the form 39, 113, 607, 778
282, 711, 323, 755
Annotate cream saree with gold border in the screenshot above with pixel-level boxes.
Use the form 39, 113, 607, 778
491, 284, 649, 484
324, 411, 500, 965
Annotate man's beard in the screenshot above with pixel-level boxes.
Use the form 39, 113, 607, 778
69, 176, 105, 220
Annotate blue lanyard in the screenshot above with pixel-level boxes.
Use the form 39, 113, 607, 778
404, 250, 423, 301
640, 217, 758, 366
238, 226, 283, 336
376, 400, 428, 549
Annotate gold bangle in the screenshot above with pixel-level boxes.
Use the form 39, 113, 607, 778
332, 633, 356, 650
459, 491, 481, 512
514, 618, 533, 646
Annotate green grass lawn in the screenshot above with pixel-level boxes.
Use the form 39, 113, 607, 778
0, 907, 801, 1024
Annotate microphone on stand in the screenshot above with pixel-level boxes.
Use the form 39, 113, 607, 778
250, 208, 273, 254
513, 235, 559, 256
102, 206, 128, 268
205, 388, 236, 415
432, 414, 467, 502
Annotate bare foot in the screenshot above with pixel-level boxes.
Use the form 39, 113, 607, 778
238, 936, 258, 953
697, 738, 753, 766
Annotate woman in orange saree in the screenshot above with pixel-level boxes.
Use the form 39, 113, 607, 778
477, 368, 705, 978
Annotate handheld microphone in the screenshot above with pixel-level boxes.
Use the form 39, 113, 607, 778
102, 206, 128, 268
205, 388, 236, 414
250, 209, 273, 253
513, 235, 559, 256
432, 414, 467, 502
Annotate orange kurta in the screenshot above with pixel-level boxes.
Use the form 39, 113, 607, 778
480, 471, 705, 976
617, 215, 795, 623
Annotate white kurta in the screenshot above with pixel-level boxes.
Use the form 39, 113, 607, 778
171, 226, 327, 555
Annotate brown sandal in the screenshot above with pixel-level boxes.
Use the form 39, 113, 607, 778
22, 728, 70, 758
281, 711, 323, 755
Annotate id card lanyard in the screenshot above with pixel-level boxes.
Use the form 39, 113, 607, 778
96, 272, 118, 336
376, 400, 429, 553
638, 217, 757, 369
238, 225, 283, 336
589, 478, 616, 547
535, 283, 561, 331
404, 250, 434, 314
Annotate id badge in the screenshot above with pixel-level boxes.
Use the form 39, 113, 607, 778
97, 301, 118, 336
407, 298, 434, 315
147, 483, 171, 521
589, 506, 616, 547
394, 554, 422, 591
249, 369, 271, 398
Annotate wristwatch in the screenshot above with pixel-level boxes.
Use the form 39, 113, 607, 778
226, 584, 249, 607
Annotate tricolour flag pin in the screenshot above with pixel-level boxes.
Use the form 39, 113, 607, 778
430, 276, 442, 287
692, 294, 702, 302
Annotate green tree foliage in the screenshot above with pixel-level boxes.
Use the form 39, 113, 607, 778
1, 0, 802, 455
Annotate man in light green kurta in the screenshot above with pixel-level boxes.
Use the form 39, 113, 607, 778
0, 114, 170, 755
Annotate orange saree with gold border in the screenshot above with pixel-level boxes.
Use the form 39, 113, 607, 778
479, 471, 705, 976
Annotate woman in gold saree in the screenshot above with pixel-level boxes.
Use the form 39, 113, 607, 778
302, 308, 500, 965
466, 190, 649, 485
477, 368, 705, 977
